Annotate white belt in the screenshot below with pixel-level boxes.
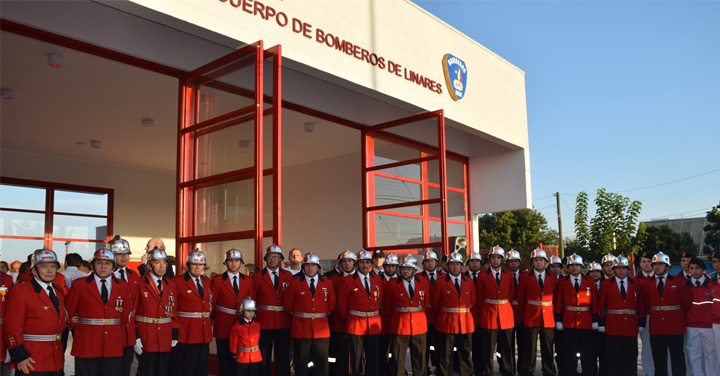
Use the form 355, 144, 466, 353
650, 305, 681, 311
565, 306, 590, 312
527, 299, 553, 307
394, 306, 423, 313
237, 345, 259, 352
77, 318, 121, 325
692, 301, 713, 305
216, 305, 238, 315
22, 334, 62, 342
607, 309, 637, 315
349, 309, 380, 317
135, 316, 172, 324
177, 311, 211, 318
258, 305, 285, 312
294, 312, 327, 319
483, 298, 509, 305
441, 307, 471, 313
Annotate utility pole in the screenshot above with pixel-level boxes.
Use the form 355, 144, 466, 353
555, 192, 564, 258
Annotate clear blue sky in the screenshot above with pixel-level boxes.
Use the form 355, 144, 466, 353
415, 0, 720, 236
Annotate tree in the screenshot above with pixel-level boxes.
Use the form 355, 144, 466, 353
477, 209, 559, 249
643, 225, 697, 262
574, 188, 644, 260
703, 206, 720, 254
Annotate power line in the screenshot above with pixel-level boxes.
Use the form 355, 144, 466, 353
616, 168, 720, 193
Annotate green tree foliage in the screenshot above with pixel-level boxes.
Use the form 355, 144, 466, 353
643, 225, 697, 261
477, 209, 559, 249
703, 206, 720, 254
574, 188, 644, 260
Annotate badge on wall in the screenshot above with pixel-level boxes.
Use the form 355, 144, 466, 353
442, 53, 468, 101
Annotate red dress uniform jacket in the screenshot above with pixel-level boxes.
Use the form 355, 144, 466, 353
0, 272, 15, 362
711, 276, 720, 324
464, 271, 483, 327
67, 275, 132, 358
116, 267, 140, 348
516, 270, 556, 328
135, 275, 179, 352
477, 268, 515, 330
229, 319, 262, 363
327, 271, 349, 333
283, 273, 336, 339
418, 270, 446, 326
174, 273, 213, 344
211, 271, 255, 339
252, 268, 293, 330
598, 276, 646, 337
554, 274, 597, 329
383, 276, 429, 336
379, 273, 398, 336
432, 274, 476, 334
19, 271, 68, 296
5, 279, 67, 373
642, 274, 691, 335
510, 270, 524, 325
685, 276, 714, 328
337, 272, 383, 336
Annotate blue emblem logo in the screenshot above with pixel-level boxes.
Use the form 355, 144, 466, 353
442, 53, 467, 101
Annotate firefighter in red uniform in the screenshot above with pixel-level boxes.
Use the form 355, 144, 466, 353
711, 251, 720, 370
418, 250, 445, 373
593, 254, 615, 376
0, 265, 15, 376
634, 251, 657, 376
378, 253, 399, 376
505, 249, 524, 375
684, 257, 718, 376
337, 250, 384, 376
464, 251, 485, 375
477, 245, 515, 376
107, 236, 140, 376
385, 255, 429, 376
284, 253, 336, 376
642, 251, 691, 376
432, 252, 475, 376
173, 249, 212, 376
211, 248, 255, 376
5, 248, 68, 375
133, 247, 179, 376
516, 248, 556, 376
230, 298, 262, 376
252, 244, 293, 376
554, 254, 597, 376
324, 250, 355, 375
66, 249, 131, 376
597, 256, 645, 376
586, 261, 604, 375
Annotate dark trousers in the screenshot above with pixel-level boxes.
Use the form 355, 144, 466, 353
121, 346, 135, 376
379, 334, 391, 376
482, 328, 514, 376
168, 346, 179, 376
512, 323, 526, 375
389, 333, 426, 376
216, 338, 238, 376
520, 326, 555, 376
138, 351, 170, 376
437, 332, 472, 376
606, 335, 637, 376
563, 329, 596, 376
259, 328, 291, 376
349, 334, 380, 376
650, 334, 686, 376
237, 362, 260, 376
293, 337, 330, 376
328, 331, 349, 375
75, 356, 122, 376
178, 342, 210, 376
25, 373, 63, 376
593, 331, 608, 376
471, 327, 485, 376
425, 325, 439, 371
554, 328, 565, 375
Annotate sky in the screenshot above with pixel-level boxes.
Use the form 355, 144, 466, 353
415, 0, 720, 236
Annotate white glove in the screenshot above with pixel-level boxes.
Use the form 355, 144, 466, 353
134, 338, 143, 355
555, 322, 564, 331
592, 322, 598, 330
172, 340, 178, 347
598, 326, 605, 333
638, 327, 644, 333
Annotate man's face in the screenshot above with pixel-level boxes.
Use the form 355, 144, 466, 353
467, 259, 481, 272
489, 255, 503, 269
614, 266, 629, 279
92, 259, 114, 279
423, 259, 438, 272
150, 260, 167, 277
0, 263, 7, 273
589, 270, 602, 281
226, 259, 243, 274
373, 256, 385, 269
401, 267, 415, 281
357, 260, 372, 274
532, 258, 547, 272
602, 262, 614, 276
448, 262, 462, 276
712, 258, 720, 274
506, 259, 520, 272
303, 263, 319, 277
265, 254, 281, 269
383, 264, 398, 276
547, 264, 561, 275
652, 263, 668, 276
289, 250, 302, 264
568, 264, 582, 276
689, 264, 705, 280
115, 253, 130, 268
681, 257, 691, 272
32, 262, 58, 283
188, 264, 205, 278
10, 261, 21, 273
639, 258, 652, 273
340, 258, 355, 273
79, 264, 90, 274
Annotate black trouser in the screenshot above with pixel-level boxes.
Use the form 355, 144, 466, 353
328, 331, 349, 375
216, 338, 238, 376
607, 335, 637, 376
425, 324, 438, 371
167, 346, 179, 376
178, 342, 210, 376
379, 334, 391, 376
520, 326, 555, 376
293, 337, 330, 376
437, 332, 472, 376
389, 333, 426, 376
512, 323, 526, 375
75, 356, 122, 376
25, 372, 63, 376
121, 346, 135, 376
554, 328, 565, 375
237, 362, 260, 376
482, 328, 514, 376
471, 327, 484, 376
349, 334, 380, 376
259, 328, 291, 376
138, 351, 170, 376
563, 328, 596, 376
593, 331, 608, 376
650, 334, 686, 376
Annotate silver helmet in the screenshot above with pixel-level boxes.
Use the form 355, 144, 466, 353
466, 252, 482, 264
186, 249, 207, 265
357, 250, 373, 261
601, 254, 617, 265
568, 253, 584, 266
613, 256, 630, 268
506, 249, 521, 261
423, 250, 439, 262
92, 248, 116, 265
264, 244, 283, 261
447, 252, 464, 264
489, 245, 506, 258
240, 298, 257, 312
401, 255, 420, 270
31, 248, 60, 269
223, 248, 243, 264
651, 252, 671, 266
302, 253, 321, 267
147, 247, 168, 263
385, 253, 400, 266
107, 236, 131, 255
530, 248, 548, 261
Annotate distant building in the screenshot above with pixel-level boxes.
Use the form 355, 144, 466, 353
642, 217, 708, 255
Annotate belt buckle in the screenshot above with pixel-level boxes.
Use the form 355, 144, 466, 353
103, 318, 109, 325
366, 312, 372, 317
203, 312, 209, 317
55, 334, 62, 341
311, 313, 316, 319
660, 306, 666, 311
623, 309, 629, 314
408, 307, 415, 312
152, 318, 159, 324
273, 306, 280, 312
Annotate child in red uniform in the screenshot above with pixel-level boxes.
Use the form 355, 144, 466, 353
230, 298, 262, 376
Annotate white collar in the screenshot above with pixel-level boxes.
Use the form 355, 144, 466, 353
534, 270, 546, 278
34, 277, 51, 291
227, 271, 240, 279
691, 276, 706, 285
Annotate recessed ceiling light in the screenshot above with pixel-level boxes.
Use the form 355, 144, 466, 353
142, 118, 154, 127
90, 140, 101, 149
48, 53, 63, 68
1, 89, 15, 100
304, 122, 315, 132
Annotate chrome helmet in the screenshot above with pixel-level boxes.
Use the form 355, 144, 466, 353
31, 248, 60, 269
240, 298, 257, 312
568, 253, 584, 266
612, 256, 630, 268
223, 248, 243, 264
302, 253, 321, 267
107, 236, 131, 255
92, 248, 116, 265
601, 254, 617, 265
186, 249, 207, 265
147, 246, 168, 263
530, 248, 549, 261
423, 250, 439, 262
401, 255, 420, 270
339, 250, 357, 261
549, 255, 562, 265
385, 253, 399, 266
448, 252, 464, 264
507, 249, 521, 261
651, 252, 671, 266
587, 262, 602, 271
264, 244, 283, 261
358, 250, 373, 261
489, 245, 505, 258
466, 252, 482, 264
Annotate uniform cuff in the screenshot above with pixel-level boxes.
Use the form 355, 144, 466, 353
638, 318, 646, 328
172, 328, 179, 341
8, 345, 30, 364
592, 313, 599, 323
554, 313, 562, 322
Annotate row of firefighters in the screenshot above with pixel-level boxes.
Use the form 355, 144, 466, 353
0, 238, 719, 376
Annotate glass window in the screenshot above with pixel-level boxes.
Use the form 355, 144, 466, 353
54, 190, 108, 215
195, 177, 273, 236
429, 188, 467, 221
0, 210, 45, 237
195, 237, 272, 276
0, 238, 44, 265
374, 139, 420, 166
374, 214, 422, 247
53, 214, 107, 240
374, 176, 421, 215
0, 184, 45, 211
52, 240, 104, 263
